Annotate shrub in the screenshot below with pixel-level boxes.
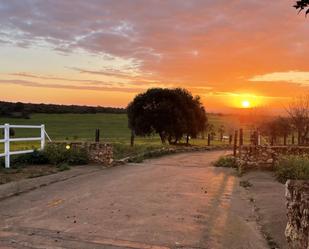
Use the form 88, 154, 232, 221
275, 155, 309, 183
214, 156, 238, 168
12, 150, 49, 166
0, 144, 89, 169
0, 158, 4, 167
44, 144, 68, 165
44, 144, 89, 165
67, 147, 89, 165
0, 150, 49, 168
57, 163, 70, 171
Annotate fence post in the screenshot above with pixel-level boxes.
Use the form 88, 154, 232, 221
229, 134, 233, 145
239, 128, 243, 146
251, 131, 255, 145
95, 128, 100, 143
283, 135, 287, 146
233, 130, 238, 157
207, 133, 211, 146
239, 129, 243, 164
257, 130, 261, 146
41, 124, 45, 150
4, 123, 10, 169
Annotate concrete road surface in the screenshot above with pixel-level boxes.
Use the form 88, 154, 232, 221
0, 151, 269, 249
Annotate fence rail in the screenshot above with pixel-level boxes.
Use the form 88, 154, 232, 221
0, 123, 51, 168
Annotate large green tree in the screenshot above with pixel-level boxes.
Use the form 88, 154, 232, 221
127, 88, 207, 145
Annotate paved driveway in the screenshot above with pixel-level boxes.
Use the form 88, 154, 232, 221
0, 151, 268, 249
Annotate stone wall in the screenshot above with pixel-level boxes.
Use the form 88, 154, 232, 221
49, 142, 113, 166
86, 142, 113, 165
237, 145, 309, 169
285, 180, 309, 249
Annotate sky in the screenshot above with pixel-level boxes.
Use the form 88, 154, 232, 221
0, 0, 308, 113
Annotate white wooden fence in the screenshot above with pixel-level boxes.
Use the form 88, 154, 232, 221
0, 124, 51, 168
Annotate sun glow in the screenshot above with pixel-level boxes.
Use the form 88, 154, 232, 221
241, 100, 250, 108
225, 93, 264, 109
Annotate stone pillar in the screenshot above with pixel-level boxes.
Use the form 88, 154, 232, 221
87, 143, 113, 165
285, 180, 309, 249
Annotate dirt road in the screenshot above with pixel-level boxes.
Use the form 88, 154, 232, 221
0, 151, 269, 249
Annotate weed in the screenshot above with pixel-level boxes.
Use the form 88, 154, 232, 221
57, 163, 70, 171
214, 156, 238, 168
275, 155, 309, 183
239, 180, 252, 188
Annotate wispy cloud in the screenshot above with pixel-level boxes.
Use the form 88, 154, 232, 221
10, 71, 176, 88
0, 79, 143, 93
203, 91, 287, 99
249, 71, 309, 85
10, 72, 116, 86
71, 67, 157, 83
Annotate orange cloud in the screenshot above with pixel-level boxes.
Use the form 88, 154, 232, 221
0, 0, 308, 112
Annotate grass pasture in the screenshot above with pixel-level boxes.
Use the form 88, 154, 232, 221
0, 113, 246, 159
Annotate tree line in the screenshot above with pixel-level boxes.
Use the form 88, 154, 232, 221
259, 95, 309, 146
0, 101, 126, 118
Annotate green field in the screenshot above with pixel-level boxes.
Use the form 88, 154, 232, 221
0, 113, 245, 158
0, 113, 242, 141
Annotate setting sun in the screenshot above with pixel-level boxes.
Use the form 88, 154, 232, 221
241, 100, 251, 108
226, 93, 264, 110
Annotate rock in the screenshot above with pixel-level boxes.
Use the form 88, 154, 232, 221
285, 180, 309, 249
266, 158, 273, 164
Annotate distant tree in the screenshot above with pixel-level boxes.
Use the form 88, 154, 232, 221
218, 125, 225, 141
259, 119, 278, 145
127, 88, 207, 145
286, 95, 309, 145
14, 102, 24, 112
206, 123, 216, 140
275, 117, 292, 145
259, 117, 292, 145
294, 0, 309, 16
0, 101, 126, 118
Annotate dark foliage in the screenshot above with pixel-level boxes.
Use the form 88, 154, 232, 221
44, 144, 89, 165
0, 150, 49, 168
214, 156, 238, 168
0, 101, 126, 118
259, 117, 292, 145
286, 95, 309, 145
1, 128, 15, 137
127, 88, 207, 145
275, 155, 309, 183
0, 145, 89, 168
294, 0, 309, 15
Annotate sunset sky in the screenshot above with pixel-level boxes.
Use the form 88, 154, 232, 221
0, 0, 308, 113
